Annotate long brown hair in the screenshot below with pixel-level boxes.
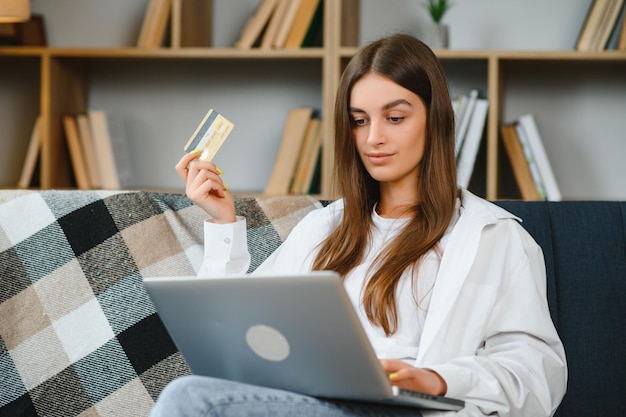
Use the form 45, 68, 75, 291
312, 34, 458, 336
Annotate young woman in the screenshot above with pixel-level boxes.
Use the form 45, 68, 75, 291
151, 34, 567, 417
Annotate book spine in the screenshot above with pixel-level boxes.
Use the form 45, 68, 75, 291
264, 107, 314, 195
89, 110, 120, 190
17, 116, 41, 189
620, 2, 626, 49
500, 124, 540, 201
62, 115, 90, 190
576, 0, 611, 51
514, 123, 547, 200
284, 0, 321, 49
454, 89, 479, 158
456, 98, 488, 189
260, 0, 290, 49
272, 0, 301, 48
518, 114, 561, 201
76, 114, 102, 188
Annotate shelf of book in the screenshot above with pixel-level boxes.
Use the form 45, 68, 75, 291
3, 45, 626, 197
2, 0, 626, 199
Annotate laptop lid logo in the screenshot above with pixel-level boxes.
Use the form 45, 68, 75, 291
246, 324, 290, 362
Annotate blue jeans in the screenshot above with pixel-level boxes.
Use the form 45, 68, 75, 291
150, 375, 423, 417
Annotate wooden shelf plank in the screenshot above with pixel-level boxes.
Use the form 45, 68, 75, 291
44, 47, 326, 60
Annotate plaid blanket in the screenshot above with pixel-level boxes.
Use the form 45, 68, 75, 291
0, 190, 321, 417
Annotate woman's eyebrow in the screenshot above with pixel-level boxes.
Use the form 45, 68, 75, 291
349, 99, 412, 114
382, 98, 412, 110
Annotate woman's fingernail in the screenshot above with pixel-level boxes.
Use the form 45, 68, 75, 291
190, 149, 201, 155
389, 373, 398, 380
223, 182, 229, 191
216, 166, 224, 175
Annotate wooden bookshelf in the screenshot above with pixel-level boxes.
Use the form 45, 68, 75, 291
1, 1, 626, 199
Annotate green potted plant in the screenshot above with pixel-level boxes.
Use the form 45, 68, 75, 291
424, 0, 450, 23
420, 0, 451, 49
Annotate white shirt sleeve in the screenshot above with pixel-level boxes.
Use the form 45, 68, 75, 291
197, 216, 251, 276
196, 201, 338, 278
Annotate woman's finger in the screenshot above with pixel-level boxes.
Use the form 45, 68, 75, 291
187, 159, 220, 180
175, 151, 200, 181
379, 359, 409, 374
189, 168, 226, 199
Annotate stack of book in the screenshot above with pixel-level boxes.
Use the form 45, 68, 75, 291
65, 111, 132, 189
136, 0, 172, 48
500, 114, 561, 201
575, 0, 626, 51
136, 0, 213, 48
18, 111, 132, 190
453, 89, 489, 190
264, 107, 323, 195
235, 0, 324, 49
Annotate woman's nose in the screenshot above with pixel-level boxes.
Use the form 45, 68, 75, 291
366, 119, 385, 146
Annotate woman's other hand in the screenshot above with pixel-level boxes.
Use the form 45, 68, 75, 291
380, 359, 447, 396
175, 152, 236, 224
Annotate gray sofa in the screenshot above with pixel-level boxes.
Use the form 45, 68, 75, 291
0, 189, 624, 416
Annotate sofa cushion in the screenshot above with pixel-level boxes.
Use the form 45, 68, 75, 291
0, 190, 320, 417
495, 200, 626, 417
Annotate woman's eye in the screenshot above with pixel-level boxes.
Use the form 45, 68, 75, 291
388, 116, 404, 123
352, 117, 367, 126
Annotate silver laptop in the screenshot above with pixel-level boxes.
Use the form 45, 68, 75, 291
143, 271, 464, 411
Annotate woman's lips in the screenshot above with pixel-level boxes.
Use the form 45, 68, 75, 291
367, 153, 394, 164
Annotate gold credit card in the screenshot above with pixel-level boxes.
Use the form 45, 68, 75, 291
183, 109, 234, 161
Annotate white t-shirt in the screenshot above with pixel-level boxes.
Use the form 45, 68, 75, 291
342, 204, 458, 362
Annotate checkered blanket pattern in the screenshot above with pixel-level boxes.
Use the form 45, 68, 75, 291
0, 189, 322, 417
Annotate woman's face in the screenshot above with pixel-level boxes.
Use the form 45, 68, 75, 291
350, 72, 428, 193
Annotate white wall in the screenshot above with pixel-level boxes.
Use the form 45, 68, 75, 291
30, 0, 147, 47
28, 0, 626, 199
